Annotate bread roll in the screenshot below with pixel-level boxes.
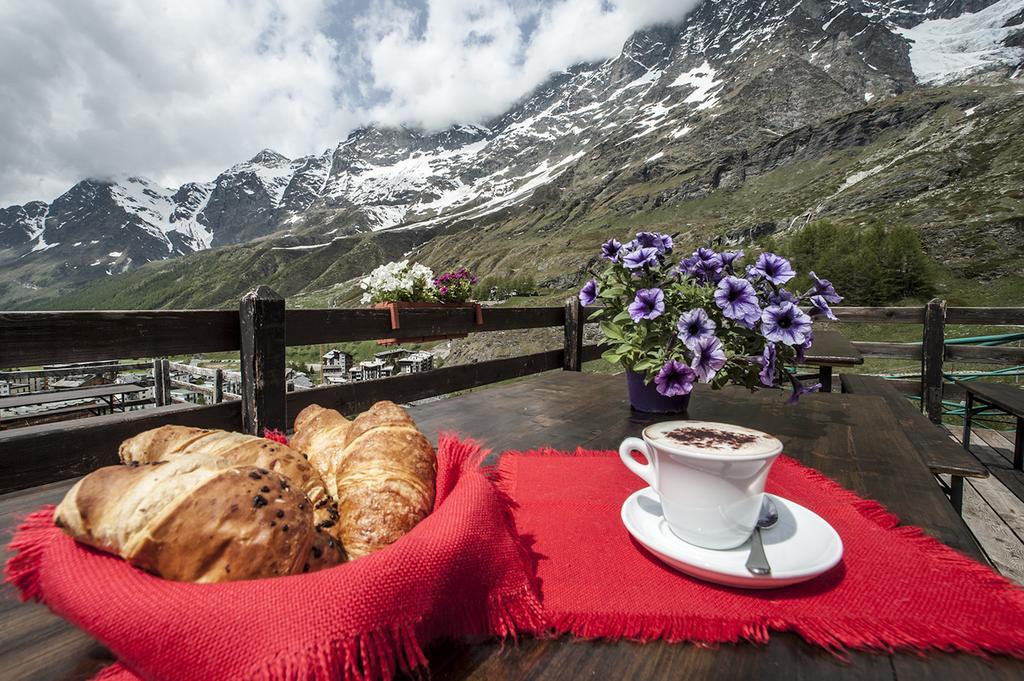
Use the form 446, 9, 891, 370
292, 401, 435, 559
54, 454, 344, 582
119, 425, 339, 531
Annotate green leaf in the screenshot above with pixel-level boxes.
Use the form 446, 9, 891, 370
601, 285, 626, 298
599, 322, 624, 341
612, 310, 632, 324
601, 349, 623, 365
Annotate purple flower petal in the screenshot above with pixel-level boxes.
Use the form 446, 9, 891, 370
601, 238, 622, 261
692, 335, 727, 383
622, 246, 660, 270
809, 271, 843, 304
714, 276, 762, 327
654, 359, 696, 397
579, 279, 598, 306
761, 302, 813, 346
752, 252, 796, 285
628, 288, 665, 322
759, 342, 777, 387
676, 308, 717, 349
809, 294, 838, 321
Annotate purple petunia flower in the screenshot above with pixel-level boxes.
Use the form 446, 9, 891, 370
714, 276, 762, 327
796, 328, 814, 364
720, 250, 744, 271
809, 294, 838, 321
654, 359, 697, 397
628, 288, 665, 322
752, 252, 796, 285
759, 342, 777, 387
809, 271, 843, 304
767, 288, 798, 305
622, 246, 660, 270
579, 279, 598, 306
692, 335, 727, 383
676, 308, 717, 349
761, 302, 813, 346
601, 238, 623, 261
787, 375, 822, 405
636, 232, 674, 255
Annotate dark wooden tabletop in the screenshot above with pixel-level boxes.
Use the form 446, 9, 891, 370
955, 379, 1024, 416
0, 384, 144, 411
1, 371, 1018, 680
799, 329, 864, 367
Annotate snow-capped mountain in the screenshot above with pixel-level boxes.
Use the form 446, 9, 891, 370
2, 0, 1021, 298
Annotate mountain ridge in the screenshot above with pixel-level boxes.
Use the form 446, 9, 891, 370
1, 0, 1022, 308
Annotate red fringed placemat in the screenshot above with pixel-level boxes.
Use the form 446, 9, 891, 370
4, 435, 545, 681
494, 448, 1024, 658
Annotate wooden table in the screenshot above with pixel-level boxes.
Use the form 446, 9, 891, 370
1, 371, 1019, 680
799, 329, 864, 392
0, 384, 144, 423
957, 380, 1024, 470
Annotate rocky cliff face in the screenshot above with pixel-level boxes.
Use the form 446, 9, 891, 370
1, 0, 1021, 306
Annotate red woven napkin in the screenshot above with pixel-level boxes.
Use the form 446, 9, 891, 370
4, 435, 545, 681
494, 448, 1024, 658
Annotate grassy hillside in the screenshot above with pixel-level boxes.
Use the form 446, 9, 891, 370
5, 83, 1022, 313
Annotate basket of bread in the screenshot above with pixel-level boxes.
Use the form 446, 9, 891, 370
5, 401, 544, 681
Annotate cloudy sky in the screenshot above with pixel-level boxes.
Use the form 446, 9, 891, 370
0, 0, 698, 207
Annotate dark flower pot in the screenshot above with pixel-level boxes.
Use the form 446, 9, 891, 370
625, 370, 690, 414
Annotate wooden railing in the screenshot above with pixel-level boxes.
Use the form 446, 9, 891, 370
831, 301, 1024, 423
0, 287, 597, 492
3, 292, 1020, 493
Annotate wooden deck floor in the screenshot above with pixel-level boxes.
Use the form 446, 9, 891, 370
940, 424, 1024, 584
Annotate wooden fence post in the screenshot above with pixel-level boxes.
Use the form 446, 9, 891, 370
213, 368, 224, 404
563, 298, 584, 371
152, 358, 166, 406
921, 298, 947, 423
239, 286, 286, 435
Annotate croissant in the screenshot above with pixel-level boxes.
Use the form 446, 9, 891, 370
54, 454, 344, 582
292, 402, 436, 559
119, 425, 338, 531
289, 404, 351, 497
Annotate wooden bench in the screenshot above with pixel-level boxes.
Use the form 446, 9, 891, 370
840, 374, 988, 513
957, 380, 1024, 471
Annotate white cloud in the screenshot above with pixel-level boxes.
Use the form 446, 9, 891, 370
0, 0, 356, 206
360, 0, 700, 128
0, 0, 699, 206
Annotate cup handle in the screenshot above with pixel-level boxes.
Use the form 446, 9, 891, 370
619, 437, 656, 488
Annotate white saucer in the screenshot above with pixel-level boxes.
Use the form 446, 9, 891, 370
621, 488, 843, 589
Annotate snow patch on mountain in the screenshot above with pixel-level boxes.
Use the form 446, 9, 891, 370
898, 0, 1024, 84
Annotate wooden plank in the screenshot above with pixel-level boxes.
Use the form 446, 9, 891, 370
945, 307, 1024, 325
285, 306, 564, 345
799, 330, 863, 366
239, 286, 286, 435
152, 359, 166, 407
850, 341, 922, 360
563, 298, 584, 371
0, 310, 239, 366
0, 384, 145, 410
169, 379, 217, 397
946, 345, 1024, 365
839, 374, 987, 478
921, 299, 946, 423
0, 362, 152, 381
0, 401, 242, 493
955, 380, 1024, 416
213, 369, 224, 404
286, 349, 564, 422
961, 479, 1024, 583
581, 344, 602, 363
830, 306, 925, 323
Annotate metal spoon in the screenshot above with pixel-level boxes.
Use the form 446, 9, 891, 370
745, 496, 779, 576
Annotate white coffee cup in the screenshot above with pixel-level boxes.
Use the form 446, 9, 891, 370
619, 421, 783, 550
